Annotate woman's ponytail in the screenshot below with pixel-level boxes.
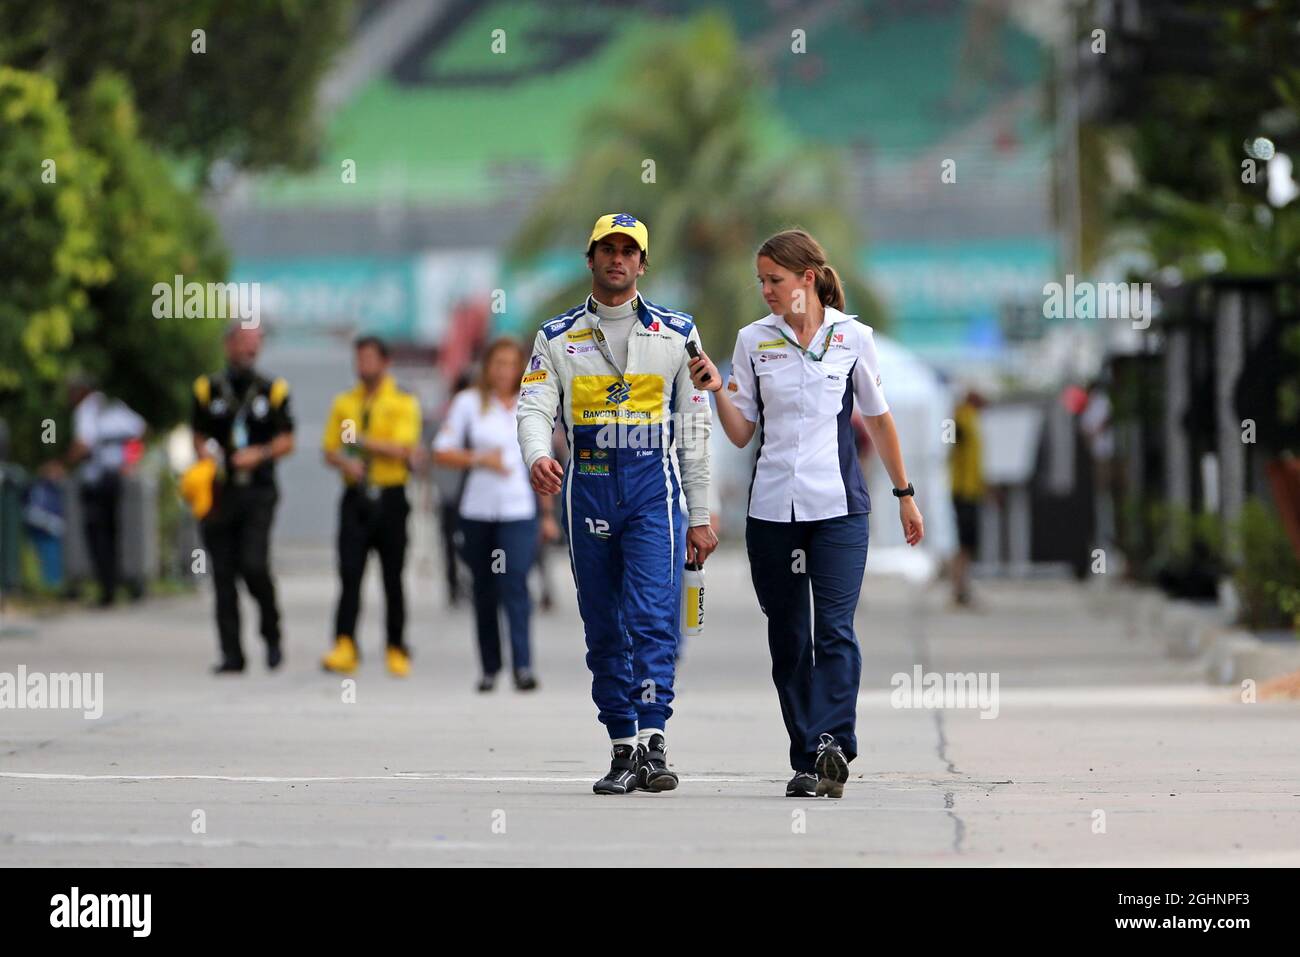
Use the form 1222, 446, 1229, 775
757, 228, 846, 312
817, 263, 846, 310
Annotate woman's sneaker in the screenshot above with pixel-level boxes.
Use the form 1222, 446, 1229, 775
634, 734, 679, 792
593, 745, 638, 795
786, 771, 818, 797
814, 733, 849, 799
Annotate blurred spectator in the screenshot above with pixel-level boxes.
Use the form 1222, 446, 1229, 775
320, 336, 422, 678
1079, 378, 1115, 553
434, 338, 557, 692
191, 324, 295, 674
41, 376, 146, 606
429, 371, 473, 608
949, 389, 986, 607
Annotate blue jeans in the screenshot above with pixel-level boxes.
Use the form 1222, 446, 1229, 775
745, 512, 869, 772
458, 516, 538, 675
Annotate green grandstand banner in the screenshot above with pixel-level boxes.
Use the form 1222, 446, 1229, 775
866, 238, 1057, 351
231, 257, 418, 337
231, 253, 497, 342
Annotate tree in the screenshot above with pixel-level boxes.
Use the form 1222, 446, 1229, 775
0, 69, 226, 464
0, 67, 110, 460
508, 13, 884, 354
1078, 0, 1300, 277
0, 0, 353, 179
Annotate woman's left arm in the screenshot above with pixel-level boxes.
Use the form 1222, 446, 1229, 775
862, 411, 924, 547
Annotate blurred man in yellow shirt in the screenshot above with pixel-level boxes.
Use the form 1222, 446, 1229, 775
320, 336, 422, 676
949, 390, 986, 607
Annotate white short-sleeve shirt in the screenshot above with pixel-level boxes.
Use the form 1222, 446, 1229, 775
73, 391, 146, 483
434, 389, 536, 522
727, 307, 889, 522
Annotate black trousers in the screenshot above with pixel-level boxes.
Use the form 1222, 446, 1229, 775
333, 485, 409, 651
80, 473, 121, 605
439, 501, 462, 602
200, 484, 282, 666
745, 513, 869, 772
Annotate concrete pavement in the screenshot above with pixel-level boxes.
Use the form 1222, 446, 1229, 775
2, 545, 1298, 866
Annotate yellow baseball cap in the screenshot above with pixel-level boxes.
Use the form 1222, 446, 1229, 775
588, 213, 649, 257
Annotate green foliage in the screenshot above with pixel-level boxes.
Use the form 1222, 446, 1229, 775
71, 73, 227, 447
1234, 498, 1300, 632
0, 67, 111, 457
1087, 0, 1300, 277
0, 69, 225, 464
509, 13, 884, 352
1146, 500, 1224, 599
0, 0, 353, 177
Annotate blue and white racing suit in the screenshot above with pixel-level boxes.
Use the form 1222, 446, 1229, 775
517, 294, 712, 738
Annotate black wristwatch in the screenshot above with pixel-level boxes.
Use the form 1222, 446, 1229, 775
891, 482, 915, 498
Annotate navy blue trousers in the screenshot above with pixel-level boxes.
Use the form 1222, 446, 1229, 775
458, 516, 538, 675
745, 512, 869, 772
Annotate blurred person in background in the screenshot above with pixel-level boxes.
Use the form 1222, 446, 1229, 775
519, 213, 717, 795
435, 338, 556, 692
191, 323, 295, 674
41, 375, 146, 606
320, 336, 422, 677
689, 228, 923, 800
1079, 377, 1115, 555
429, 370, 473, 608
949, 389, 986, 608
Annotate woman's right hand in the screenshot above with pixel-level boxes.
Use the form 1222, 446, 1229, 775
475, 448, 509, 475
689, 352, 722, 393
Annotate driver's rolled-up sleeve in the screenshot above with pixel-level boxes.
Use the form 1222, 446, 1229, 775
517, 331, 561, 471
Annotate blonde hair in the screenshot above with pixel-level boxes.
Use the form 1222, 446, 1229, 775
757, 228, 846, 311
477, 337, 527, 411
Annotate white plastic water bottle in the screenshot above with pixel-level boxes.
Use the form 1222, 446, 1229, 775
681, 563, 705, 637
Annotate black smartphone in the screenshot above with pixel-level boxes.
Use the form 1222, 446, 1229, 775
686, 340, 710, 383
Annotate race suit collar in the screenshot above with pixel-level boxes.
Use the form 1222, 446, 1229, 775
586, 293, 650, 328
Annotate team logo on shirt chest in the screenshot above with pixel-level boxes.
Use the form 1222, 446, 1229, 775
605, 382, 631, 405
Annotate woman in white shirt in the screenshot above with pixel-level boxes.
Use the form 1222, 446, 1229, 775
434, 339, 558, 691
688, 228, 924, 799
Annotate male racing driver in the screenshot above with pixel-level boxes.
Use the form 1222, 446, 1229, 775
518, 213, 718, 795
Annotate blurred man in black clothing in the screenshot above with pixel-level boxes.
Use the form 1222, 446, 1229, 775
191, 323, 295, 673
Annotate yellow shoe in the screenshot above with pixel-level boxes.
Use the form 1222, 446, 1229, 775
321, 636, 358, 674
386, 646, 411, 678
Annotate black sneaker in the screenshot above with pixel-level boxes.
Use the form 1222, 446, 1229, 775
513, 668, 538, 691
814, 733, 849, 799
593, 744, 638, 795
786, 771, 818, 798
476, 673, 497, 693
634, 734, 679, 792
266, 645, 283, 670
211, 660, 245, 675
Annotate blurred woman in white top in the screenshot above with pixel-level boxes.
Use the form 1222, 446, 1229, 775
688, 228, 924, 800
434, 338, 558, 691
